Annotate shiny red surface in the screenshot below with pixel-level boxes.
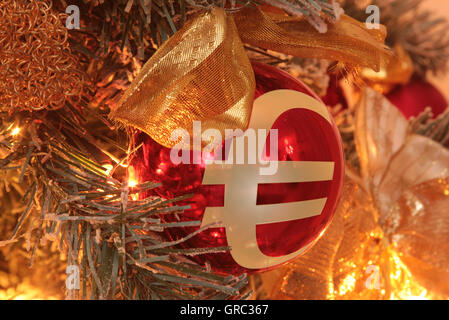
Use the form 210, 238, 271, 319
131, 62, 344, 275
386, 75, 447, 119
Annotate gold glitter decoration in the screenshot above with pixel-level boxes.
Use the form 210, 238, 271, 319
253, 181, 386, 300
0, 0, 85, 112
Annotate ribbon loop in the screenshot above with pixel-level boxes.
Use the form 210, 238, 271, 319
111, 7, 255, 148
111, 6, 391, 148
234, 7, 389, 72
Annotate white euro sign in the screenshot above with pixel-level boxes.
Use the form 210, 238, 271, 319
201, 89, 335, 269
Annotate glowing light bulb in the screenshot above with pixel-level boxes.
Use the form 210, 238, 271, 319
11, 127, 20, 136
102, 164, 113, 175
128, 165, 138, 188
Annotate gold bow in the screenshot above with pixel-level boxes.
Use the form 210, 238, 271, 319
110, 6, 390, 148
253, 89, 449, 300
360, 43, 414, 94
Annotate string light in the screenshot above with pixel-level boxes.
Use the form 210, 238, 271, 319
101, 164, 113, 176
11, 127, 20, 136
128, 165, 138, 188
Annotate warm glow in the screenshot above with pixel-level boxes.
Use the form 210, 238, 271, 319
128, 165, 138, 188
127, 165, 139, 201
102, 164, 113, 175
388, 248, 432, 300
338, 273, 357, 296
0, 283, 59, 300
11, 127, 20, 136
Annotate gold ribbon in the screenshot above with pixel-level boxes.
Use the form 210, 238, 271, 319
110, 9, 254, 149
360, 43, 414, 94
110, 6, 390, 148
233, 6, 388, 71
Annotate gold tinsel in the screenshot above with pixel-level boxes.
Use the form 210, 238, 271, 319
0, 0, 85, 112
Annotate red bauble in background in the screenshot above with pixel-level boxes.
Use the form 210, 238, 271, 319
321, 74, 348, 110
130, 62, 344, 275
386, 75, 447, 119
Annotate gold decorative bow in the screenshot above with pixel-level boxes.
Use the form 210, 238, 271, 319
360, 43, 414, 94
253, 89, 449, 300
110, 6, 390, 148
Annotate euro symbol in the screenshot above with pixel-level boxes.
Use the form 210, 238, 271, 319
201, 90, 335, 269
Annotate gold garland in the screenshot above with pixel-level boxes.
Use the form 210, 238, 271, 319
0, 0, 85, 112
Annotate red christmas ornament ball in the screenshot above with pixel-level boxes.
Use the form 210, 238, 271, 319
321, 74, 348, 110
130, 62, 344, 275
386, 75, 447, 119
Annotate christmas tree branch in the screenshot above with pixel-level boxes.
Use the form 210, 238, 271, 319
342, 0, 449, 76
0, 104, 249, 300
57, 0, 342, 58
